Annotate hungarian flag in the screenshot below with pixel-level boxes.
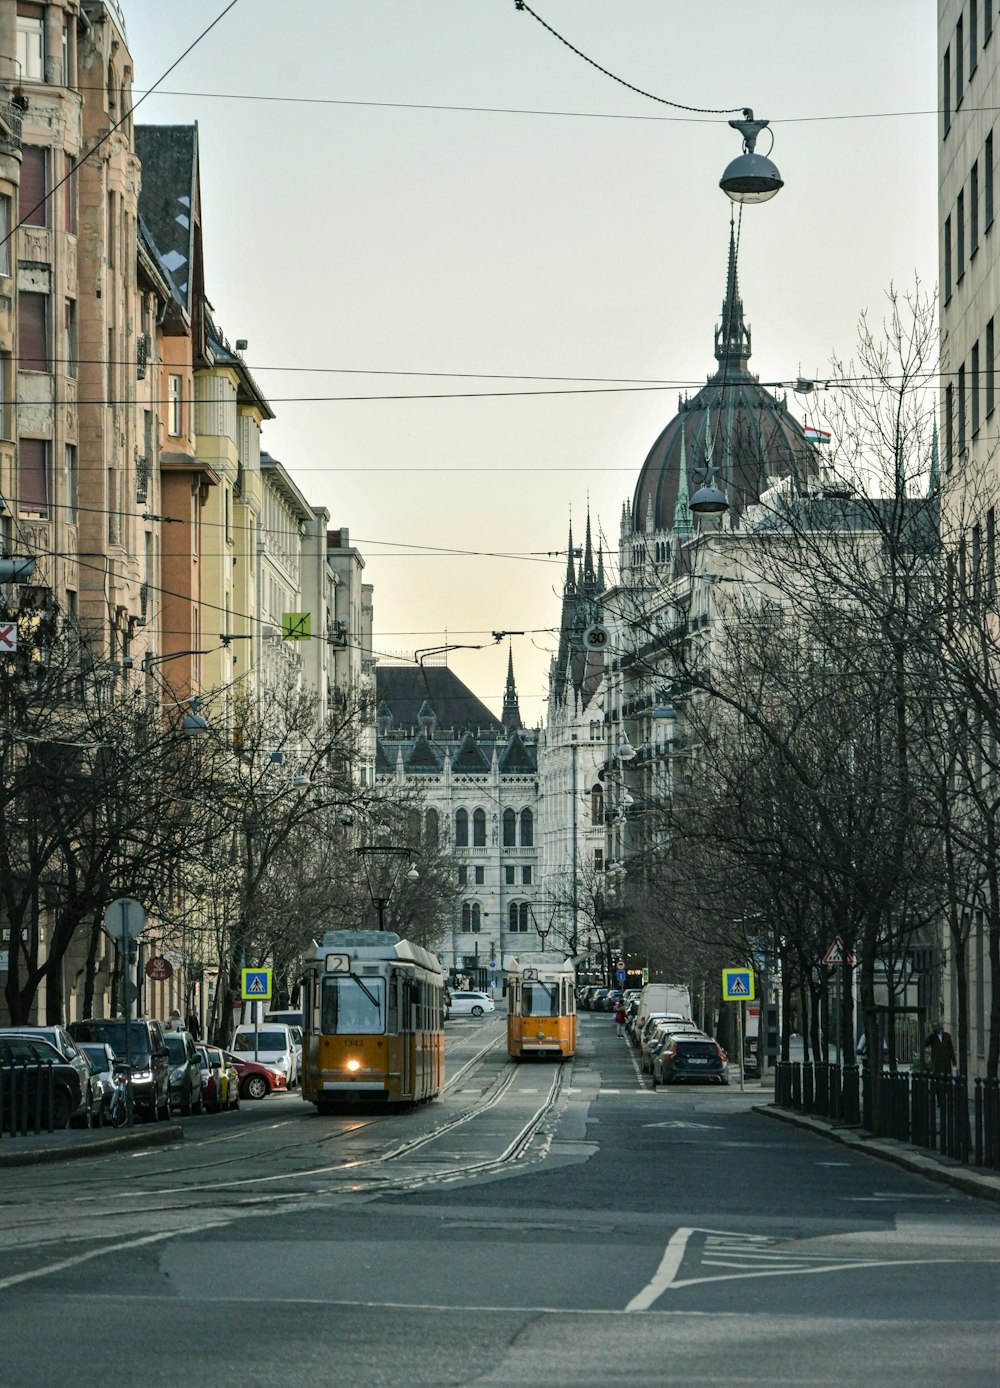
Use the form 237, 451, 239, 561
802, 424, 831, 444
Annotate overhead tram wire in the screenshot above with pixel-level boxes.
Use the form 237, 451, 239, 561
0, 0, 243, 253
63, 82, 943, 130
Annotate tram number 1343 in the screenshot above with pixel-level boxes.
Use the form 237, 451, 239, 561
300, 930, 445, 1109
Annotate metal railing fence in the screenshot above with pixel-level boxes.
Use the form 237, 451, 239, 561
0, 1060, 57, 1137
774, 1061, 1000, 1172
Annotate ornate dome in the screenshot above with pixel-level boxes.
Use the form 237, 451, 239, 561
631, 230, 822, 537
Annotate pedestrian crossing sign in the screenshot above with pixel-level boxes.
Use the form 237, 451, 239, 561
241, 967, 273, 1001
722, 968, 755, 1001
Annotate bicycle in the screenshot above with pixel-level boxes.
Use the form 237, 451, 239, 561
106, 1064, 132, 1128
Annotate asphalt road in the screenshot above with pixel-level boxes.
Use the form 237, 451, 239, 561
1, 1012, 998, 1387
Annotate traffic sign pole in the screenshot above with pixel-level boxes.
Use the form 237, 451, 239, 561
106, 897, 146, 1127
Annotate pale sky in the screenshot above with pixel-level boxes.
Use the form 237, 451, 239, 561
124, 0, 938, 727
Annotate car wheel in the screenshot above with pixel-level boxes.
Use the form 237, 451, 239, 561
192, 1089, 204, 1116
244, 1074, 269, 1101
159, 1092, 171, 1121
51, 1087, 72, 1130
471, 1005, 484, 1017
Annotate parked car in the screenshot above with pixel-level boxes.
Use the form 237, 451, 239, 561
163, 1029, 204, 1116
77, 1041, 119, 1123
601, 990, 624, 1013
222, 1048, 288, 1101
0, 1026, 99, 1127
230, 1024, 298, 1087
652, 1035, 729, 1086
646, 1024, 706, 1075
69, 1019, 171, 1121
638, 1015, 698, 1072
0, 1034, 87, 1129
446, 991, 495, 1018
196, 1044, 240, 1113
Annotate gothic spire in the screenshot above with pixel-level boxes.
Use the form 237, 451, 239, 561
565, 520, 576, 591
673, 424, 694, 539
714, 222, 751, 374
501, 645, 522, 733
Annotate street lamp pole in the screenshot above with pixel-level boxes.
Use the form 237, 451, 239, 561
570, 732, 579, 955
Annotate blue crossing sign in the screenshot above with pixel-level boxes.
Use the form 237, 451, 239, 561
241, 967, 273, 1001
722, 967, 755, 1002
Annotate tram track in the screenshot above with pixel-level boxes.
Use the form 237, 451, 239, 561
0, 1029, 515, 1232
342, 1055, 570, 1197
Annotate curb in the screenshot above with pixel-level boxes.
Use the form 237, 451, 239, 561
755, 1102, 1000, 1206
0, 1123, 184, 1167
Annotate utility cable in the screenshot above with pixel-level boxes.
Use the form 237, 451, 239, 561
1, 0, 243, 251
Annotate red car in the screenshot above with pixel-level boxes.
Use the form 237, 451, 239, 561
221, 1048, 288, 1101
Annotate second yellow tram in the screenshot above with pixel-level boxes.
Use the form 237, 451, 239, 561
506, 956, 577, 1060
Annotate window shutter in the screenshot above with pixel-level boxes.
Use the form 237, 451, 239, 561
18, 291, 47, 371
18, 438, 48, 514
20, 146, 46, 228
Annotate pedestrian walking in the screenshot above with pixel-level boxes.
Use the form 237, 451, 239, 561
923, 1021, 957, 1075
614, 1000, 627, 1038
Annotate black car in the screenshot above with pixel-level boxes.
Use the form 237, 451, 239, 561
69, 1019, 171, 1120
653, 1035, 729, 1086
0, 1035, 85, 1129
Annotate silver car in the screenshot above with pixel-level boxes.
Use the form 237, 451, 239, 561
0, 1026, 98, 1126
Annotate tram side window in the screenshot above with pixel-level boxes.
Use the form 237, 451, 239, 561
388, 974, 400, 1033
321, 977, 386, 1034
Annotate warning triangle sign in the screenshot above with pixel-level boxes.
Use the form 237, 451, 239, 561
822, 937, 853, 966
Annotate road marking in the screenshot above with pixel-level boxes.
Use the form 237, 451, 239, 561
643, 1121, 723, 1130
625, 1227, 961, 1310
626, 1227, 693, 1310
0, 1220, 229, 1292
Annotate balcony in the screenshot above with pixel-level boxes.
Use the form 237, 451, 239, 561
0, 101, 23, 156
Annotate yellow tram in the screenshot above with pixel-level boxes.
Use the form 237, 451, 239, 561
300, 930, 445, 1110
506, 956, 577, 1060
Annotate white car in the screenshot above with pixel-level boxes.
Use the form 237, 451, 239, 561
447, 991, 495, 1018
231, 1023, 298, 1086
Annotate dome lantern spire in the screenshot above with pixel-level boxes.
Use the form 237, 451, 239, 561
714, 223, 751, 375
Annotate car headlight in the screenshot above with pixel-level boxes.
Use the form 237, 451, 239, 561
133, 1069, 153, 1083
170, 1066, 186, 1083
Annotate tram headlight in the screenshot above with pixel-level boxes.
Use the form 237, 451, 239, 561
345, 1058, 362, 1072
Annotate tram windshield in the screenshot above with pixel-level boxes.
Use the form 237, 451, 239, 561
322, 976, 386, 1034
521, 981, 560, 1017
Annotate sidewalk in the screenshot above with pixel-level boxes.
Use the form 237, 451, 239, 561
756, 1100, 1000, 1206
0, 1121, 183, 1167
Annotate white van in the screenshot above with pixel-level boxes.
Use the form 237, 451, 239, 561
633, 983, 693, 1039
231, 1023, 298, 1087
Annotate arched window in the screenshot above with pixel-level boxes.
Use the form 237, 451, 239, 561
591, 784, 604, 825
519, 808, 534, 847
462, 901, 481, 933
508, 902, 530, 933
473, 807, 487, 847
425, 808, 439, 848
502, 808, 516, 847
407, 808, 421, 845
455, 808, 469, 847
